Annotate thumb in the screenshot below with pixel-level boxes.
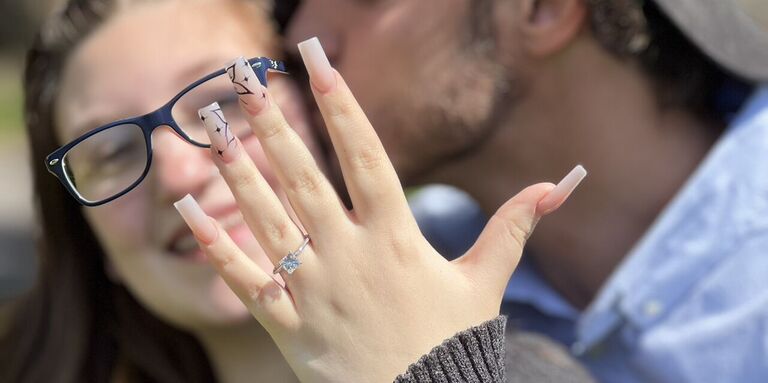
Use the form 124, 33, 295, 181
458, 165, 587, 296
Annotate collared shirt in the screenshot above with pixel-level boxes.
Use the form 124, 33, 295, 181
411, 87, 768, 383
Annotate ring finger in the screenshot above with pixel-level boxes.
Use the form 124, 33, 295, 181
198, 101, 313, 278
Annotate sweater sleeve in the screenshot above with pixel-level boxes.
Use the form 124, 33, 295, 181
394, 316, 507, 383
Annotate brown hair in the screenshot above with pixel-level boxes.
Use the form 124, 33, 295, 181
0, 0, 274, 381
468, 0, 753, 125
586, 0, 752, 124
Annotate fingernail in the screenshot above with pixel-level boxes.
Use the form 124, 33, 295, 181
198, 102, 240, 163
297, 37, 336, 93
174, 194, 218, 245
226, 56, 269, 116
537, 165, 587, 214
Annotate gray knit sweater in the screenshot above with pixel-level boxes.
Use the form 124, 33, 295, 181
394, 316, 594, 383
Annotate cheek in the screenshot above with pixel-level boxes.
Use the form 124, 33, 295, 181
84, 187, 152, 258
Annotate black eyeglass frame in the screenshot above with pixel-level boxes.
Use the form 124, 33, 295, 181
45, 57, 287, 207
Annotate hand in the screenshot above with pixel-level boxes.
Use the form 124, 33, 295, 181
175, 38, 586, 382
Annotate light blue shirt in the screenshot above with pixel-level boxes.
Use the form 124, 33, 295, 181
411, 87, 768, 383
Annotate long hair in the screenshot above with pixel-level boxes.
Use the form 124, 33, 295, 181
0, 1, 225, 381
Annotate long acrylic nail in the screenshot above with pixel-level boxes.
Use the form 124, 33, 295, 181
199, 102, 240, 163
174, 194, 218, 244
537, 165, 587, 214
298, 37, 336, 93
225, 56, 268, 116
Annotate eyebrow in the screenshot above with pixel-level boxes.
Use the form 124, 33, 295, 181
64, 59, 229, 142
66, 116, 115, 143
174, 57, 230, 86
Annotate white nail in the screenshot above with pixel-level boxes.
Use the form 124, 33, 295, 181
538, 165, 587, 213
174, 194, 218, 244
297, 37, 336, 92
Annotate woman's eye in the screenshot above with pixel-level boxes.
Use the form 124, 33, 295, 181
102, 140, 132, 160
218, 94, 240, 110
92, 141, 141, 172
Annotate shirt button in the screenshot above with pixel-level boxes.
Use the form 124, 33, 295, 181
643, 300, 663, 318
571, 342, 587, 356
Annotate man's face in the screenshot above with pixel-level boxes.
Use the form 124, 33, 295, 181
287, 0, 515, 184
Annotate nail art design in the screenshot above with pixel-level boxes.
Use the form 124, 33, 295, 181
225, 57, 268, 115
198, 102, 239, 162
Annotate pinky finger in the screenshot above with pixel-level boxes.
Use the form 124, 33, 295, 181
174, 194, 300, 331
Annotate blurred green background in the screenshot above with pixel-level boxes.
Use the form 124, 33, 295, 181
0, 0, 59, 317
0, 57, 23, 142
0, 0, 57, 141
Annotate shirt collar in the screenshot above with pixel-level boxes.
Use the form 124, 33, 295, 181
576, 87, 768, 351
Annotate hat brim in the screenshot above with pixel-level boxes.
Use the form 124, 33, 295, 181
653, 0, 768, 82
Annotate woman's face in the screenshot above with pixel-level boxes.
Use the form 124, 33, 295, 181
54, 0, 318, 331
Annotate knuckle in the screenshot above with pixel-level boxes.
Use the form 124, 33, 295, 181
257, 118, 286, 141
286, 167, 323, 196
245, 282, 263, 303
491, 213, 532, 250
230, 170, 261, 190
351, 144, 386, 171
252, 281, 283, 307
215, 252, 236, 271
262, 219, 293, 244
378, 227, 415, 263
327, 96, 357, 120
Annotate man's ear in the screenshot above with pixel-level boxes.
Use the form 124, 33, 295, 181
519, 0, 587, 57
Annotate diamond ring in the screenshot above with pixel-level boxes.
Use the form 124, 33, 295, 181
273, 234, 311, 275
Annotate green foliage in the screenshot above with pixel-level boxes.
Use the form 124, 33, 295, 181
0, 58, 24, 141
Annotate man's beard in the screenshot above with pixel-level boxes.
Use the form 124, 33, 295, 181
385, 61, 523, 187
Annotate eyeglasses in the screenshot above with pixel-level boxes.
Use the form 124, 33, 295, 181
45, 57, 287, 207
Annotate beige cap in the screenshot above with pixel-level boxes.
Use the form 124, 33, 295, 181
653, 0, 768, 82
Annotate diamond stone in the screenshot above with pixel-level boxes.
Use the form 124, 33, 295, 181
281, 253, 301, 274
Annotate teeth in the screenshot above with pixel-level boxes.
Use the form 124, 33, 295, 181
173, 234, 199, 254
170, 211, 246, 255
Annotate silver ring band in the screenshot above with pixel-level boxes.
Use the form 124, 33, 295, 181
273, 234, 311, 275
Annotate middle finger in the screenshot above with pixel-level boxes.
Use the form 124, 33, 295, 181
197, 101, 309, 274
227, 56, 349, 236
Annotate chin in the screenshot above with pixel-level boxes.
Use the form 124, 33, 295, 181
207, 275, 253, 320
164, 277, 254, 331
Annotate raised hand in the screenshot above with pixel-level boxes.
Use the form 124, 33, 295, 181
174, 38, 586, 383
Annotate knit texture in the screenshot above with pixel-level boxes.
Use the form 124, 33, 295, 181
394, 316, 507, 383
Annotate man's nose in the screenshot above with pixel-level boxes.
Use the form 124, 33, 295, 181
284, 0, 341, 64
150, 128, 213, 203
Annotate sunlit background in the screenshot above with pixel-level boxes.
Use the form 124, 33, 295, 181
0, 0, 767, 330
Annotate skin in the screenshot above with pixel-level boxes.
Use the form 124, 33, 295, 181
49, 0, 587, 380
54, 0, 309, 381
285, 0, 719, 308
53, 0, 582, 379
183, 36, 581, 381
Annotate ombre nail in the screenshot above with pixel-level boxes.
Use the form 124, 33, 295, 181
297, 37, 336, 93
538, 165, 587, 214
174, 194, 218, 244
225, 56, 268, 116
198, 102, 240, 163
